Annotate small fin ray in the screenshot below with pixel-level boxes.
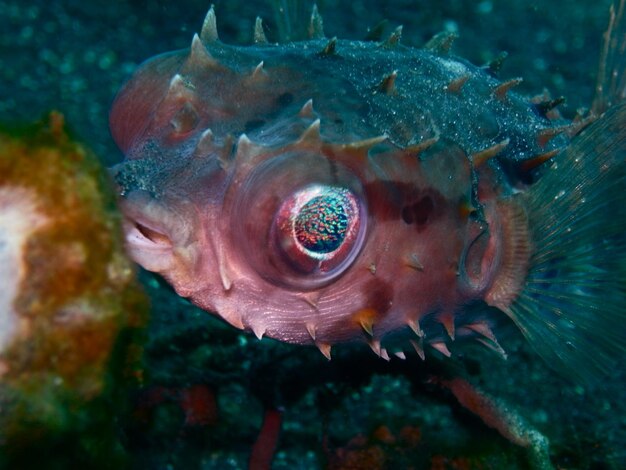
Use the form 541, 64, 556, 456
593, 0, 626, 114
506, 103, 626, 383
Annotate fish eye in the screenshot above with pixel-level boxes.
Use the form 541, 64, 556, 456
231, 151, 367, 290
273, 185, 362, 275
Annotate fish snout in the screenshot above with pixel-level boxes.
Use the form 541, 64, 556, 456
115, 189, 198, 275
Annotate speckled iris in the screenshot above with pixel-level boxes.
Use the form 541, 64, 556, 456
294, 194, 349, 253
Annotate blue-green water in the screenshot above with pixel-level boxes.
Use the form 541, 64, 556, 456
0, 1, 623, 468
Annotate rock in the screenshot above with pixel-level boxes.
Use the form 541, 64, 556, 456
0, 112, 147, 468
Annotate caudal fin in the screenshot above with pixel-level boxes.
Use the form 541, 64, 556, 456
504, 102, 626, 383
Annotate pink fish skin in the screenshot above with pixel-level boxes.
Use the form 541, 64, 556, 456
110, 5, 626, 383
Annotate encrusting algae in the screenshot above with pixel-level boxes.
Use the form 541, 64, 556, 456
0, 112, 147, 467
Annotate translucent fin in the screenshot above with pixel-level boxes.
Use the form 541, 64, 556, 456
271, 0, 316, 42
505, 103, 626, 383
593, 0, 626, 114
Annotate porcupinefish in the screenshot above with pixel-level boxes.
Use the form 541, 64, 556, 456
109, 3, 626, 384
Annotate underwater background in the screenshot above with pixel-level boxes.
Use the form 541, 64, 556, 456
1, 0, 624, 468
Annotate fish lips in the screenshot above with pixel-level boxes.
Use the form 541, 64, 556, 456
114, 187, 198, 274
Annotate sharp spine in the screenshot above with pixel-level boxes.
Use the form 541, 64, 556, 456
299, 119, 322, 143
476, 338, 508, 360
493, 78, 523, 100
189, 33, 220, 68
236, 133, 254, 158
438, 312, 455, 341
251, 61, 266, 80
296, 291, 321, 309
306, 323, 317, 341
394, 351, 406, 360
320, 36, 337, 55
377, 70, 398, 95
360, 318, 374, 336
445, 74, 470, 93
405, 136, 440, 156
369, 339, 382, 356
200, 4, 219, 43
407, 318, 425, 338
308, 4, 325, 39
298, 99, 315, 118
465, 322, 498, 342
483, 51, 509, 76
254, 17, 268, 44
344, 134, 388, 150
168, 74, 190, 96
380, 348, 391, 361
519, 148, 561, 172
471, 139, 510, 168
251, 323, 266, 340
228, 311, 245, 330
215, 245, 234, 294
405, 253, 424, 271
316, 342, 332, 360
410, 339, 425, 360
380, 25, 403, 48
195, 128, 214, 155
534, 96, 565, 117
425, 31, 457, 54
430, 341, 452, 357
218, 253, 232, 291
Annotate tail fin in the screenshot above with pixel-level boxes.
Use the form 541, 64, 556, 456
504, 102, 626, 383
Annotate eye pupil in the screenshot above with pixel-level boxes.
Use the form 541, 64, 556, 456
270, 182, 365, 285
294, 194, 349, 253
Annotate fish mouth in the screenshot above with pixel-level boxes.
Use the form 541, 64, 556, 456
120, 191, 173, 246
124, 213, 173, 252
116, 189, 191, 273
116, 188, 208, 300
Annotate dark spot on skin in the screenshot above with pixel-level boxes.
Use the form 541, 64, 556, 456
363, 181, 444, 229
244, 119, 265, 133
401, 206, 413, 224
362, 180, 406, 221
277, 92, 294, 107
402, 196, 434, 225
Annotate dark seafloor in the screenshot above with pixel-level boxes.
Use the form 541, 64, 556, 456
1, 0, 625, 469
